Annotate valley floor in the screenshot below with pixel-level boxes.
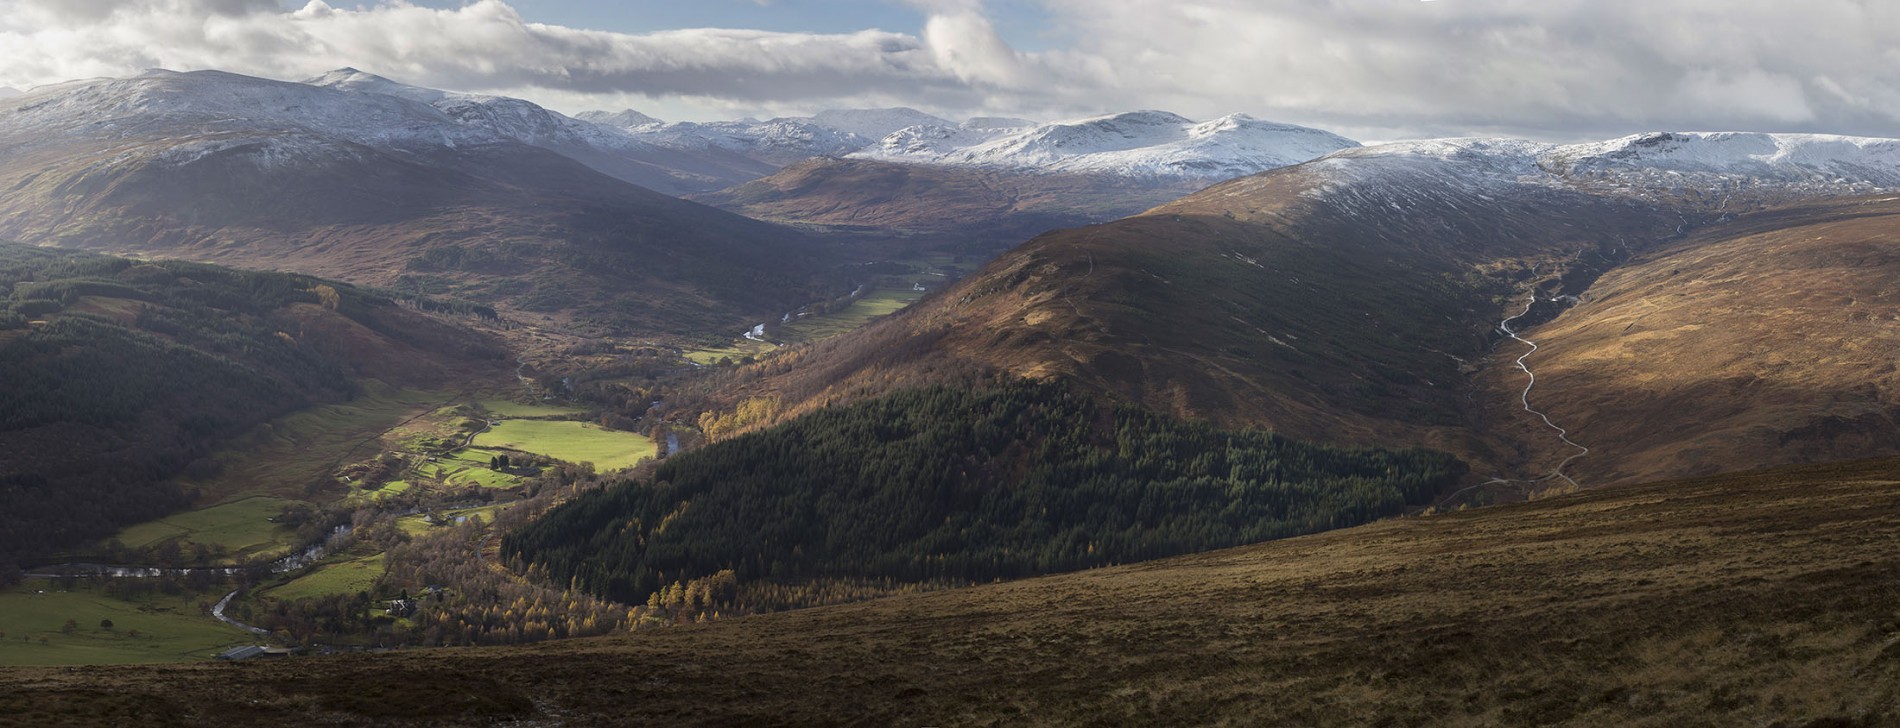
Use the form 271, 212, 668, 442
5, 458, 1897, 726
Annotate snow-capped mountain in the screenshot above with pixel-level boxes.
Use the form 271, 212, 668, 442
0, 67, 833, 336
303, 68, 771, 193
305, 67, 629, 151
806, 108, 952, 140
0, 69, 499, 156
615, 118, 872, 167
1299, 132, 1900, 212
856, 111, 1361, 181
575, 108, 663, 128
579, 107, 951, 169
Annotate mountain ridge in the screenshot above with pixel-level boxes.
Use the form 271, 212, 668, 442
0, 69, 837, 337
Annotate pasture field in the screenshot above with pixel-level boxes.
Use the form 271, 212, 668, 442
397, 505, 510, 537
264, 553, 387, 602
112, 496, 299, 561
344, 479, 414, 503
0, 579, 248, 666
471, 421, 655, 471
415, 448, 521, 489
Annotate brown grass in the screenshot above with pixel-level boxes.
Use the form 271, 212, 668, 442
1477, 196, 1900, 487
6, 457, 1899, 726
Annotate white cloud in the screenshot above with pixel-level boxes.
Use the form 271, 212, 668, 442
1, 0, 1897, 139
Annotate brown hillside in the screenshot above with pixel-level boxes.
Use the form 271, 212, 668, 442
733, 163, 1680, 475
1475, 195, 1900, 486
8, 457, 1898, 726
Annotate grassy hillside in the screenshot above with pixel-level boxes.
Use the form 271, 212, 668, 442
1472, 195, 1900, 485
8, 457, 1897, 725
506, 380, 1463, 608
0, 242, 505, 567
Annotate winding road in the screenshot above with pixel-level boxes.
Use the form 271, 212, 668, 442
1437, 293, 1592, 507
1497, 295, 1590, 489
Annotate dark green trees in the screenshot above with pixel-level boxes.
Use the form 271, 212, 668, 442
506, 380, 1464, 606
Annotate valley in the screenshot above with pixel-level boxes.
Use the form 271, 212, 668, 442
3, 48, 1900, 726
8, 457, 1898, 724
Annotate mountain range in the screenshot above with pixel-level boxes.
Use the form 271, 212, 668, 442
0, 69, 836, 336
0, 68, 1374, 335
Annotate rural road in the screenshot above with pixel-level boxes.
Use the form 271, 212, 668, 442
1435, 293, 1592, 507
1496, 294, 1590, 488
212, 589, 270, 636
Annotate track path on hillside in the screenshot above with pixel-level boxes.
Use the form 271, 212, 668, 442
1438, 294, 1591, 506
1496, 295, 1591, 489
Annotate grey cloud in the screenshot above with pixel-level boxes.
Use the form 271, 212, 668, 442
1, 0, 1896, 139
0, 0, 1012, 107
1038, 0, 1900, 139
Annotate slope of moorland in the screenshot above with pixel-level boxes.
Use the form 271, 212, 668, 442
689, 157, 1206, 257
8, 457, 1898, 726
718, 135, 1900, 487
505, 380, 1463, 607
1471, 195, 1900, 486
0, 70, 836, 336
732, 157, 1679, 469
0, 242, 507, 567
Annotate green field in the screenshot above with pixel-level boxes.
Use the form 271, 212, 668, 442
476, 399, 583, 418
414, 448, 523, 489
264, 553, 387, 602
472, 421, 656, 471
345, 479, 414, 503
113, 496, 300, 560
398, 505, 510, 537
0, 579, 249, 666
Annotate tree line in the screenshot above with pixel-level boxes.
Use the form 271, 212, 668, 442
504, 379, 1465, 608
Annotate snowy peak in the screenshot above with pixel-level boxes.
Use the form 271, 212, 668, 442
858, 110, 1360, 181
1300, 132, 1900, 208
1548, 131, 1900, 181
808, 107, 951, 140
0, 68, 494, 152
304, 67, 635, 151
576, 109, 664, 128
303, 67, 447, 104
627, 118, 870, 167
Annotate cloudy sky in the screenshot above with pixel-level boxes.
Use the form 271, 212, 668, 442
2, 0, 1897, 141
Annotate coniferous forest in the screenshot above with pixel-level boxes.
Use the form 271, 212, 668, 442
506, 380, 1465, 607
